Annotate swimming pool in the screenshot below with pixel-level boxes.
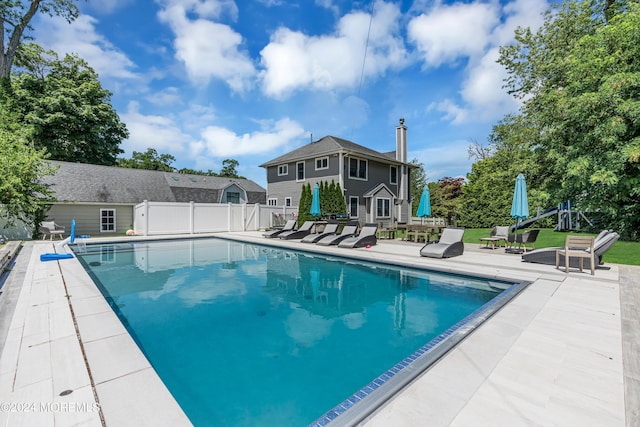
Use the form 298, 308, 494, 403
74, 237, 523, 426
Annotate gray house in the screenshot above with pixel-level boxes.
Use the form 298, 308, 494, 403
260, 119, 414, 224
42, 161, 266, 236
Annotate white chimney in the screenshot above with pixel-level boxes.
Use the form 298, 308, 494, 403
395, 118, 407, 163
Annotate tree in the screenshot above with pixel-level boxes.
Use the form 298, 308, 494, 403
459, 115, 550, 228
4, 49, 128, 165
0, 124, 56, 232
118, 148, 176, 172
219, 158, 244, 178
430, 177, 464, 226
498, 0, 640, 239
1, 0, 81, 80
297, 183, 312, 226
176, 167, 218, 176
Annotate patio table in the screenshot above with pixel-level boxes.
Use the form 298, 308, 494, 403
479, 237, 505, 250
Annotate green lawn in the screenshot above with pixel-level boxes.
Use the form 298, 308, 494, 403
463, 228, 639, 266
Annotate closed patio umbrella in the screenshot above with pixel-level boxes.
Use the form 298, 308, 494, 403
310, 184, 321, 217
416, 186, 431, 222
509, 174, 529, 253
510, 173, 529, 229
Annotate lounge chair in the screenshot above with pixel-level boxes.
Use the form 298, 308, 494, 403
263, 219, 297, 238
507, 229, 540, 253
316, 221, 359, 246
279, 221, 315, 240
300, 221, 339, 243
420, 227, 465, 258
522, 230, 619, 268
338, 223, 378, 248
40, 221, 65, 240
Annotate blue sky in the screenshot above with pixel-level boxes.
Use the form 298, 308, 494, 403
31, 0, 548, 188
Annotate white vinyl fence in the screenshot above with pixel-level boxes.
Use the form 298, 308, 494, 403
134, 200, 299, 236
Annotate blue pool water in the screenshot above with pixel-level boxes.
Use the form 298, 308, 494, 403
75, 238, 513, 426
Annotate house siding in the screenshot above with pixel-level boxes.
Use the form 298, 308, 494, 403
46, 204, 134, 237
344, 158, 399, 223
266, 174, 341, 206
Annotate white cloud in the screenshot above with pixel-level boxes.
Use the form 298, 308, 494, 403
411, 139, 473, 180
259, 1, 407, 98
35, 15, 138, 80
197, 117, 306, 156
412, 0, 548, 124
408, 1, 499, 68
120, 101, 193, 155
146, 87, 184, 106
157, 0, 255, 91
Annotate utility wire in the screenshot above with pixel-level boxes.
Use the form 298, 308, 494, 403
350, 3, 374, 141
358, 4, 374, 98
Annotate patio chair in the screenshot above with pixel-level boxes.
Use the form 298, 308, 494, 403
479, 225, 510, 249
338, 223, 378, 248
507, 229, 540, 253
40, 221, 65, 240
522, 230, 619, 269
300, 221, 339, 243
263, 219, 297, 238
279, 221, 315, 240
420, 227, 465, 258
316, 221, 359, 246
556, 235, 595, 275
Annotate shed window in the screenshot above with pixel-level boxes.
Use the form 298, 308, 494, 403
227, 192, 240, 203
100, 209, 116, 232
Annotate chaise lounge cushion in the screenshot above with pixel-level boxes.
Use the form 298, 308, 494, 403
420, 227, 465, 258
337, 223, 378, 248
300, 222, 339, 243
263, 219, 297, 238
316, 221, 359, 246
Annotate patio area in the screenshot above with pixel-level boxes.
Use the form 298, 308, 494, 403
0, 233, 637, 426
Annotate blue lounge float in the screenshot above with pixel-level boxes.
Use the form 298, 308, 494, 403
40, 253, 74, 261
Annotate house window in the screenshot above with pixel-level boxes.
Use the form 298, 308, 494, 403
349, 158, 367, 180
296, 161, 305, 181
227, 192, 240, 203
285, 197, 292, 207
268, 198, 278, 206
100, 209, 116, 232
376, 198, 391, 218
277, 165, 288, 176
349, 197, 359, 218
315, 157, 329, 170
390, 166, 398, 185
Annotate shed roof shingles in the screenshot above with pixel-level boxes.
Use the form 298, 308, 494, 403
44, 161, 265, 204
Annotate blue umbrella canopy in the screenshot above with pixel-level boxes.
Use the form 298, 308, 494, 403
310, 184, 321, 217
510, 173, 529, 221
416, 186, 431, 217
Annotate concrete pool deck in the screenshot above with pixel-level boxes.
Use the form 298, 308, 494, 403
0, 233, 637, 426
